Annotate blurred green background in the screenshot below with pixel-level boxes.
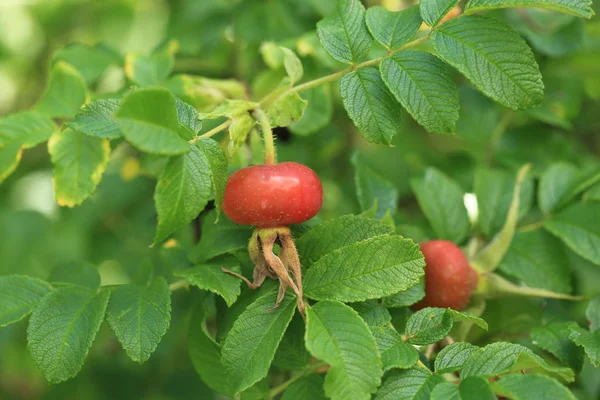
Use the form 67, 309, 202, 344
1, 0, 600, 399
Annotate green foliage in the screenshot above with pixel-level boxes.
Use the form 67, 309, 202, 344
0, 276, 52, 327
370, 326, 419, 371
366, 6, 422, 49
35, 61, 89, 118
406, 308, 487, 345
465, 0, 594, 18
174, 258, 242, 306
375, 367, 445, 400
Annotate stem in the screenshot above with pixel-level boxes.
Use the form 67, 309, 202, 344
518, 219, 545, 232
168, 280, 190, 292
253, 109, 276, 164
478, 273, 585, 301
190, 119, 232, 144
269, 362, 327, 398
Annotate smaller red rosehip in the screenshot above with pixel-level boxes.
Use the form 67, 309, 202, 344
222, 162, 323, 228
413, 240, 478, 311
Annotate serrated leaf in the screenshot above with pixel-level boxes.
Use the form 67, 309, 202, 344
474, 167, 534, 238
115, 88, 190, 155
229, 113, 256, 157
544, 202, 600, 266
587, 295, 600, 332
174, 259, 242, 306
281, 374, 326, 400
492, 374, 577, 400
365, 6, 422, 49
316, 0, 373, 64
221, 290, 296, 394
27, 286, 109, 383
383, 281, 425, 308
196, 139, 227, 218
381, 50, 459, 134
499, 229, 571, 293
199, 99, 258, 119
54, 43, 122, 84
35, 61, 88, 118
460, 342, 574, 382
49, 261, 101, 290
531, 322, 584, 372
569, 325, 600, 367
273, 313, 311, 370
106, 278, 171, 363
290, 85, 333, 136
66, 99, 122, 139
305, 301, 382, 400
431, 377, 495, 400
188, 210, 253, 264
407, 308, 487, 345
431, 16, 543, 110
411, 167, 470, 243
125, 41, 176, 86
296, 214, 394, 266
539, 163, 600, 215
303, 235, 424, 302
267, 91, 307, 128
154, 144, 211, 243
0, 275, 52, 327
351, 300, 392, 326
48, 128, 110, 207
280, 47, 303, 84
375, 367, 445, 400
352, 153, 398, 218
465, 0, 593, 19
340, 68, 402, 145
188, 304, 236, 396
421, 0, 460, 27
435, 342, 479, 373
370, 326, 419, 371
175, 98, 202, 139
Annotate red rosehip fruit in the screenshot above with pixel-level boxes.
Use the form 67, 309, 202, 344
413, 240, 478, 311
222, 162, 323, 228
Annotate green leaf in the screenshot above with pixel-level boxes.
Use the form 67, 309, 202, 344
273, 314, 311, 370
383, 281, 425, 308
27, 286, 110, 383
290, 85, 333, 136
375, 367, 445, 400
221, 290, 296, 394
49, 261, 101, 290
54, 43, 122, 84
0, 111, 56, 183
305, 301, 382, 400
431, 16, 543, 110
492, 374, 577, 400
35, 61, 88, 118
296, 214, 394, 267
267, 91, 307, 128
303, 235, 424, 302
188, 210, 253, 264
460, 342, 574, 382
569, 325, 600, 367
281, 375, 326, 400
188, 304, 236, 396
584, 182, 600, 202
380, 50, 459, 134
434, 342, 479, 373
106, 277, 171, 363
421, 0, 460, 27
474, 167, 534, 238
431, 377, 496, 400
544, 202, 600, 266
340, 67, 402, 145
125, 41, 177, 86
174, 259, 242, 306
539, 163, 600, 215
316, 0, 373, 64
48, 128, 111, 207
465, 0, 594, 19
0, 275, 52, 327
66, 99, 122, 139
350, 300, 392, 326
175, 98, 202, 140
587, 295, 600, 332
352, 153, 398, 218
115, 88, 190, 155
407, 308, 487, 345
228, 113, 256, 157
531, 322, 584, 372
154, 144, 212, 243
280, 47, 303, 85
199, 99, 258, 119
196, 139, 228, 218
410, 167, 470, 243
365, 6, 422, 49
370, 326, 419, 371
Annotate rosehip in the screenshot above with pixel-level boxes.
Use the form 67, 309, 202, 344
413, 240, 478, 311
222, 162, 323, 228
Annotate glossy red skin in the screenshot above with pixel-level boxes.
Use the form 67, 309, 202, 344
413, 240, 478, 311
222, 162, 323, 227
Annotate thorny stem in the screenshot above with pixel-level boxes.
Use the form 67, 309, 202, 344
268, 362, 327, 398
253, 109, 276, 164
190, 119, 232, 144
